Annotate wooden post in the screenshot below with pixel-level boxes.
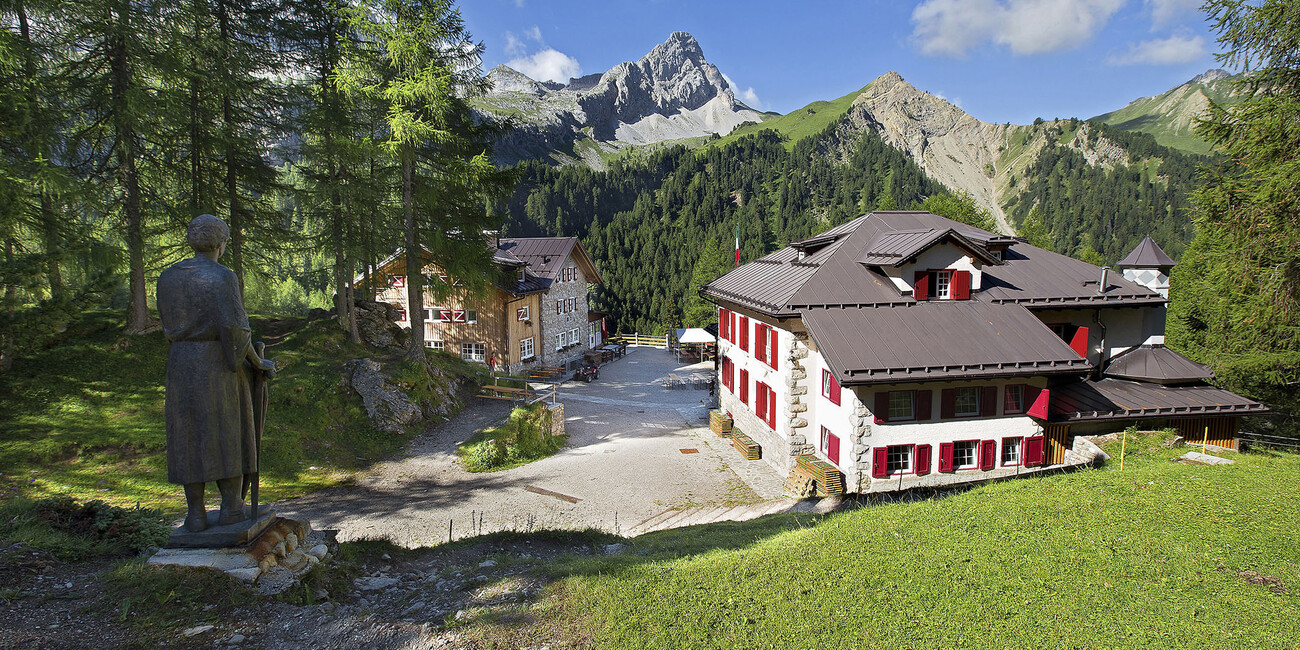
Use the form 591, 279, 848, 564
1202, 425, 1210, 453
1120, 429, 1127, 471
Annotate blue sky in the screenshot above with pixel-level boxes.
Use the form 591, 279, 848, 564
458, 0, 1226, 125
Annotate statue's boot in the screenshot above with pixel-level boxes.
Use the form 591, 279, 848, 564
216, 476, 246, 525
183, 483, 208, 532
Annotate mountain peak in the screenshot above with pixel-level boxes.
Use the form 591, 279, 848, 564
1190, 68, 1231, 85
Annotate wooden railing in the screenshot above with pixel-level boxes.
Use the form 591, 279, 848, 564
608, 332, 668, 349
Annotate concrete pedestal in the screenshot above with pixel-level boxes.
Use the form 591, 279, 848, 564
166, 507, 277, 549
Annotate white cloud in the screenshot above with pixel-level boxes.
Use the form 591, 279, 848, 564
506, 48, 582, 83
933, 91, 964, 108
722, 73, 763, 110
1107, 33, 1206, 65
525, 25, 542, 42
912, 0, 1125, 57
1147, 0, 1201, 29
504, 32, 525, 56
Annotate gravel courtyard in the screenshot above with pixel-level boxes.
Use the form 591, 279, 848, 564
275, 346, 784, 546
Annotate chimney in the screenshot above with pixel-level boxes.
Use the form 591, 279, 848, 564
1097, 266, 1109, 294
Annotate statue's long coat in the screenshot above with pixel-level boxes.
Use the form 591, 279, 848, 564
157, 256, 256, 484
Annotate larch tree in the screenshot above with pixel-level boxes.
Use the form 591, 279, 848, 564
1167, 0, 1300, 433
339, 0, 511, 361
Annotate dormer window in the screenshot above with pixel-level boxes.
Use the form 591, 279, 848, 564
935, 270, 952, 299
516, 268, 526, 283
914, 269, 971, 300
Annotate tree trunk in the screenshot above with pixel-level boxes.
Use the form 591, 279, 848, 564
2, 236, 14, 371
189, 0, 204, 213
402, 148, 424, 360
111, 6, 153, 335
218, 0, 243, 291
19, 3, 64, 301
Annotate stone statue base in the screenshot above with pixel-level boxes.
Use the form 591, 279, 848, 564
150, 516, 335, 594
166, 506, 277, 549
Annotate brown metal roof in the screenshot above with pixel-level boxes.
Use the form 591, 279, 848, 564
858, 227, 1000, 267
801, 301, 1091, 385
1104, 345, 1213, 384
1117, 235, 1177, 269
980, 244, 1163, 307
1050, 378, 1267, 422
497, 237, 603, 285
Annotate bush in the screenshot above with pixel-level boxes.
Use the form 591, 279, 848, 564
0, 496, 169, 559
457, 403, 565, 472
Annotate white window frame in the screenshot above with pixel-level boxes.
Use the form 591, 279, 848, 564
1004, 384, 1024, 414
936, 270, 953, 300
520, 337, 535, 361
570, 327, 579, 347
953, 440, 979, 470
886, 445, 912, 474
955, 386, 980, 417
888, 390, 915, 421
426, 339, 444, 351
1002, 437, 1022, 466
460, 342, 485, 363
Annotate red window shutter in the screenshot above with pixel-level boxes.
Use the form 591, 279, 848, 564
828, 372, 841, 405
913, 271, 929, 301
767, 390, 775, 428
755, 383, 765, 419
731, 312, 737, 343
980, 386, 997, 417
720, 309, 728, 340
874, 392, 890, 424
952, 270, 971, 300
915, 389, 932, 421
1025, 385, 1041, 409
769, 328, 778, 370
980, 439, 996, 470
915, 444, 932, 475
940, 388, 956, 419
740, 370, 749, 404
872, 447, 888, 478
1026, 388, 1051, 420
938, 442, 954, 472
754, 324, 765, 362
827, 432, 840, 465
1024, 436, 1045, 466
1069, 325, 1090, 358
740, 316, 749, 352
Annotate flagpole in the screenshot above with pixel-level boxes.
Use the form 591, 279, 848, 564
734, 223, 740, 267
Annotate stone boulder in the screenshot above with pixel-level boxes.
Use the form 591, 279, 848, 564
346, 299, 407, 350
342, 358, 423, 434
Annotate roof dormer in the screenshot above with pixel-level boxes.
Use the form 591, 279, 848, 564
858, 227, 998, 300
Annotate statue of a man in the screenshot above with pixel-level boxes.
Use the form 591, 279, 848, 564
158, 214, 272, 532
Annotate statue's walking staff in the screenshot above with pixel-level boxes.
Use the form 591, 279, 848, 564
244, 341, 274, 520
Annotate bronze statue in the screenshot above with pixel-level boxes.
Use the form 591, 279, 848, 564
158, 214, 274, 532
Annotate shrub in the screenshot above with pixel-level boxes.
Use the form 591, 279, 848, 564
0, 496, 169, 559
457, 403, 565, 472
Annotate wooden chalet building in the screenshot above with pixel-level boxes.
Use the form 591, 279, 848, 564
704, 211, 1266, 493
367, 237, 605, 373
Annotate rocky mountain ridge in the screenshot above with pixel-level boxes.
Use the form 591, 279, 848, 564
1092, 68, 1239, 155
476, 32, 763, 168
819, 72, 1138, 233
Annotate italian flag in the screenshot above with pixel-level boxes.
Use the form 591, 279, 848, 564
734, 224, 740, 266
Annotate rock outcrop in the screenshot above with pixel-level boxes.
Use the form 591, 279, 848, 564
477, 32, 764, 168
343, 359, 424, 435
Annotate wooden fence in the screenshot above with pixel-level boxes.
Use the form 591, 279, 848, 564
607, 332, 669, 349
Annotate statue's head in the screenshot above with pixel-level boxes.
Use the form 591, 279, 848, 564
187, 214, 230, 253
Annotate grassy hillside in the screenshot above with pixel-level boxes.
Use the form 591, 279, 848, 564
529, 433, 1299, 648
0, 312, 484, 513
1093, 73, 1239, 156
707, 85, 869, 151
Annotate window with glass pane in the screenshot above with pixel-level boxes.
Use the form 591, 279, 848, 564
886, 445, 911, 473
936, 270, 953, 299
520, 337, 534, 360
461, 342, 485, 362
1004, 384, 1024, 413
425, 339, 444, 350
955, 387, 980, 417
953, 440, 978, 469
1002, 437, 1022, 465
888, 391, 914, 420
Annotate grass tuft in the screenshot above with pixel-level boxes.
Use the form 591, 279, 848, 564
456, 403, 566, 472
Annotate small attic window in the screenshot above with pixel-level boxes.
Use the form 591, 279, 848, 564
516, 268, 526, 282
988, 248, 1003, 262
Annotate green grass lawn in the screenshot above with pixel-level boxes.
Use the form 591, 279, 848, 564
0, 311, 481, 514
535, 433, 1299, 648
706, 85, 869, 152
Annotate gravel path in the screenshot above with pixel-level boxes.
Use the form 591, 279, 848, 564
275, 347, 781, 547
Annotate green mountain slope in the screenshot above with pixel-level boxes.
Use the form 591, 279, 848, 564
708, 85, 869, 150
1093, 69, 1239, 155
